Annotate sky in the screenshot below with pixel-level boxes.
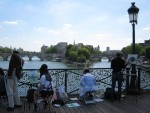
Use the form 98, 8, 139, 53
0, 0, 150, 52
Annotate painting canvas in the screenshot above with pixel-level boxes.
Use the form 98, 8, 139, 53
127, 54, 138, 64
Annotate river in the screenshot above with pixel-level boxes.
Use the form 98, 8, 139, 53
0, 59, 111, 69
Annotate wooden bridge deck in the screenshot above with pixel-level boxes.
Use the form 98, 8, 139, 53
1, 93, 150, 113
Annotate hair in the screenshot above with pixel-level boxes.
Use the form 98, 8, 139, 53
0, 67, 4, 76
39, 64, 52, 81
39, 64, 48, 77
13, 50, 20, 54
83, 67, 90, 74
116, 52, 123, 57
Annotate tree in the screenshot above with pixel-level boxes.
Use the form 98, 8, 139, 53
45, 46, 57, 53
68, 51, 77, 61
121, 44, 144, 56
0, 47, 11, 53
77, 47, 90, 59
77, 54, 86, 63
145, 46, 150, 63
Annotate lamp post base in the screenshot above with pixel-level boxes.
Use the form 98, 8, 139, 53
127, 64, 139, 95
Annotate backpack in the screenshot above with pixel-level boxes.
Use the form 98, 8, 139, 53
104, 87, 118, 100
26, 89, 36, 103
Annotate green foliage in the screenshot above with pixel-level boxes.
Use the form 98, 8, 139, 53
77, 47, 90, 59
121, 44, 144, 56
66, 44, 73, 57
77, 54, 86, 63
0, 47, 11, 53
84, 45, 94, 54
93, 50, 102, 54
69, 51, 77, 61
45, 46, 57, 53
145, 46, 150, 59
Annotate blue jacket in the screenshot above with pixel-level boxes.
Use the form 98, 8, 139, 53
80, 73, 96, 90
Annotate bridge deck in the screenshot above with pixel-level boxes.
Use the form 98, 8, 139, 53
1, 93, 150, 113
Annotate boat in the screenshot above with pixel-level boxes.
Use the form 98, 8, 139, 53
54, 58, 62, 62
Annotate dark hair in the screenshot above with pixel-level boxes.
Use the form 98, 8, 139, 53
39, 64, 52, 81
0, 67, 4, 76
83, 67, 90, 74
116, 52, 123, 57
13, 50, 20, 54
39, 64, 48, 77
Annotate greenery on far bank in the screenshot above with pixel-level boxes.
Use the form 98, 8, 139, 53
121, 44, 150, 60
1, 44, 150, 63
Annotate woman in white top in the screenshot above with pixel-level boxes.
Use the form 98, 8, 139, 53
34, 64, 54, 111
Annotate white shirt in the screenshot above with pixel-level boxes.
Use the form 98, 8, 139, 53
40, 74, 51, 89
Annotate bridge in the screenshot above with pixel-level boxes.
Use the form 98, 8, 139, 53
90, 54, 116, 61
0, 52, 116, 61
0, 52, 64, 61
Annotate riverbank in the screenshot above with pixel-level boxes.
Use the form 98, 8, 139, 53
0, 60, 111, 69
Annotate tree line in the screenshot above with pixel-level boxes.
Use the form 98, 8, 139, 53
1, 44, 150, 63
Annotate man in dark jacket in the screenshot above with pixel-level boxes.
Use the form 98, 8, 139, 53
111, 52, 126, 101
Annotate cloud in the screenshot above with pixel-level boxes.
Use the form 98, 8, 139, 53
2, 20, 24, 25
143, 27, 150, 30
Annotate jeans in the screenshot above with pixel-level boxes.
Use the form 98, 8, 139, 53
111, 72, 123, 100
6, 69, 21, 108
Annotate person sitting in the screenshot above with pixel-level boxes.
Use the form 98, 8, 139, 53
0, 68, 6, 95
33, 64, 54, 111
79, 67, 96, 99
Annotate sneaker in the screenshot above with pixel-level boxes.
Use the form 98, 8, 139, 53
7, 107, 14, 111
34, 104, 38, 111
14, 104, 22, 108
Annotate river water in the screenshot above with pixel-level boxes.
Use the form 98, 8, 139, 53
0, 59, 111, 69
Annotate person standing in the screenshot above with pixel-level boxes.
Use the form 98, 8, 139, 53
111, 52, 126, 101
6, 50, 24, 111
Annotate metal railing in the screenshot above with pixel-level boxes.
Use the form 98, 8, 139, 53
4, 68, 150, 97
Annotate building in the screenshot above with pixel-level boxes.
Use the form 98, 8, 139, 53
139, 39, 150, 47
41, 45, 48, 54
74, 43, 83, 48
106, 47, 110, 52
57, 42, 68, 55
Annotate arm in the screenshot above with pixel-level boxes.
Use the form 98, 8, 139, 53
40, 75, 46, 88
93, 77, 96, 86
8, 54, 15, 77
80, 76, 85, 87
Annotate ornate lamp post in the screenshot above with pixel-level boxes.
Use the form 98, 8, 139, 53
127, 2, 139, 94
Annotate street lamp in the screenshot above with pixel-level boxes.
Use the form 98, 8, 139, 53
127, 2, 139, 94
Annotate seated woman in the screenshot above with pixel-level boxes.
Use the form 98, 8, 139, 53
79, 68, 96, 98
0, 67, 6, 95
33, 64, 54, 111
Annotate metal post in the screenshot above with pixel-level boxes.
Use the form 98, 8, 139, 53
64, 70, 68, 93
132, 23, 135, 54
129, 22, 138, 94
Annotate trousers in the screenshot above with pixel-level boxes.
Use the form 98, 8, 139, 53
111, 72, 123, 100
6, 69, 21, 108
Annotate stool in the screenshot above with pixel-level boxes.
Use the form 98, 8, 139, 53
40, 90, 56, 113
83, 91, 95, 105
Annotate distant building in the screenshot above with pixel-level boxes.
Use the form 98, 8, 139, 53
74, 43, 83, 48
41, 45, 48, 54
57, 42, 68, 55
139, 39, 150, 47
94, 45, 100, 51
106, 47, 110, 52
